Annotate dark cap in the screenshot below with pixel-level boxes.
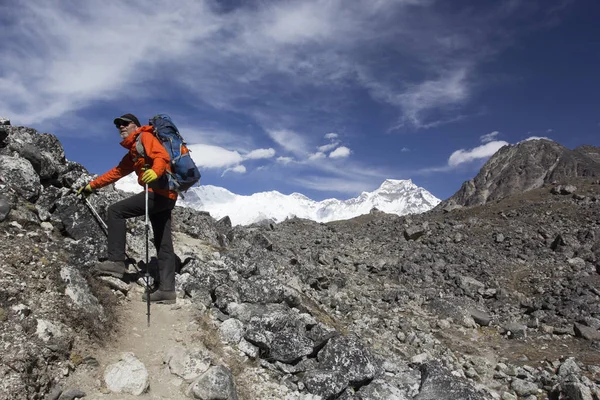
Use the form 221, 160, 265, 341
113, 113, 141, 127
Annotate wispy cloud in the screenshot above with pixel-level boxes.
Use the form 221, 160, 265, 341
318, 142, 340, 153
276, 156, 295, 164
308, 152, 326, 161
480, 131, 500, 143
244, 148, 276, 160
448, 141, 509, 167
0, 0, 558, 129
522, 136, 552, 142
222, 165, 247, 177
292, 176, 377, 196
397, 67, 472, 128
266, 129, 310, 157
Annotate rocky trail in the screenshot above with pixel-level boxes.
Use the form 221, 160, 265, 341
59, 292, 199, 400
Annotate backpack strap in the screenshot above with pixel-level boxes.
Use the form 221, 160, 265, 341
133, 133, 147, 163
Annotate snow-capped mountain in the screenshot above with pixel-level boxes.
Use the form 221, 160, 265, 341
115, 177, 440, 226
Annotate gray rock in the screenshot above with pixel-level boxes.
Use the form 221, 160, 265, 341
188, 365, 238, 400
244, 309, 314, 363
237, 275, 286, 304
557, 380, 593, 400
318, 335, 380, 385
164, 345, 211, 381
104, 353, 149, 395
0, 155, 41, 202
404, 225, 426, 241
35, 319, 63, 342
510, 378, 539, 397
574, 323, 600, 341
219, 318, 244, 345
558, 357, 581, 377
98, 275, 130, 293
0, 195, 13, 222
469, 308, 492, 326
303, 369, 348, 399
238, 338, 259, 358
58, 389, 87, 400
414, 361, 491, 400
356, 379, 411, 399
60, 266, 105, 320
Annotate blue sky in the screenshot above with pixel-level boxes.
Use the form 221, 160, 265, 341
1, 0, 599, 201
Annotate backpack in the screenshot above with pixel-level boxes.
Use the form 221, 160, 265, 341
135, 114, 201, 194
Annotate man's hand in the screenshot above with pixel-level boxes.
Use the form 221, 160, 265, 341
141, 169, 158, 184
77, 184, 93, 198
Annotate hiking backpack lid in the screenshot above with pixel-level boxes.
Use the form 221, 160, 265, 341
135, 114, 201, 193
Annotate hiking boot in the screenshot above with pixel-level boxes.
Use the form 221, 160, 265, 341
93, 260, 127, 278
141, 290, 176, 304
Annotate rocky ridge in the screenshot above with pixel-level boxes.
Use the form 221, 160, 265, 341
0, 123, 599, 400
440, 139, 600, 209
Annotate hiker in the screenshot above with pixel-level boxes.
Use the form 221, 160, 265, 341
77, 113, 177, 304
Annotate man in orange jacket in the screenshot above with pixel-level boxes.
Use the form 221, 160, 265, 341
78, 113, 177, 304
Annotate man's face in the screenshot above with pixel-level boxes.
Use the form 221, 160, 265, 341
115, 120, 137, 139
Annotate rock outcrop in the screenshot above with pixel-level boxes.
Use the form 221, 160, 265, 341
439, 139, 600, 208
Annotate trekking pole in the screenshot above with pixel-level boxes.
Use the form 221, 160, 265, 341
83, 197, 108, 237
144, 173, 151, 327
79, 194, 135, 264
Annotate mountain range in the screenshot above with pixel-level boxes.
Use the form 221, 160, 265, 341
116, 177, 441, 225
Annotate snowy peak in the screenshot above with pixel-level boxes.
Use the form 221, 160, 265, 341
115, 176, 440, 225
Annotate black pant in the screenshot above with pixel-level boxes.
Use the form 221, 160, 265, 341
107, 191, 177, 291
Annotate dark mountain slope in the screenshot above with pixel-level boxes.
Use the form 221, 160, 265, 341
439, 139, 600, 208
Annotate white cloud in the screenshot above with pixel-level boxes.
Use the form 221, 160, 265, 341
318, 142, 339, 152
324, 132, 339, 140
397, 67, 471, 128
480, 131, 499, 143
266, 129, 309, 156
401, 147, 410, 152
293, 176, 376, 195
187, 144, 243, 168
309, 152, 326, 160
522, 136, 552, 142
244, 148, 276, 160
277, 156, 295, 164
222, 165, 247, 176
448, 140, 508, 167
329, 146, 351, 159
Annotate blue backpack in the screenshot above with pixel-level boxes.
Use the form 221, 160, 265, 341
135, 114, 201, 193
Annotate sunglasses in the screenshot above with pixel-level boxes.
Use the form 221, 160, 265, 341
115, 119, 132, 128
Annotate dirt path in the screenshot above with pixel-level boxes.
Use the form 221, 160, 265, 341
63, 287, 200, 400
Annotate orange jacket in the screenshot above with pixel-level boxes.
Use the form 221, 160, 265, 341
90, 126, 178, 200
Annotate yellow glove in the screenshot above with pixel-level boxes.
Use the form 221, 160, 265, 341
77, 184, 93, 198
141, 169, 158, 184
